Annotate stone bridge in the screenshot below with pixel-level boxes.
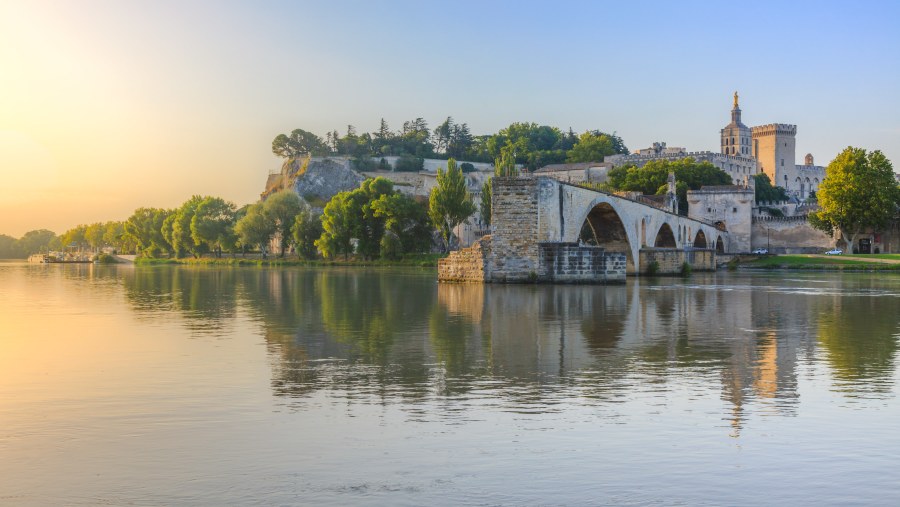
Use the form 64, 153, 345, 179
439, 177, 730, 283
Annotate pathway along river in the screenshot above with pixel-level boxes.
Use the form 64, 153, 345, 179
2, 262, 900, 506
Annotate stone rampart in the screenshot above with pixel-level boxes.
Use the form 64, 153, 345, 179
751, 218, 832, 253
639, 248, 716, 274
438, 236, 491, 282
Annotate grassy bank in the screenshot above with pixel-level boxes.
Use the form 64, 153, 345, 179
133, 253, 446, 268
741, 254, 900, 271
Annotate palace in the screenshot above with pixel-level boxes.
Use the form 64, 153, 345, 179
605, 93, 826, 201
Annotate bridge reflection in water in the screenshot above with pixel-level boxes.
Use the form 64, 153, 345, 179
119, 267, 900, 436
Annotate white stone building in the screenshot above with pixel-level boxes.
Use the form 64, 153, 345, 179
606, 93, 826, 201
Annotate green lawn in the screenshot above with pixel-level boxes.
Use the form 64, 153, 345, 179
743, 254, 900, 270
840, 253, 900, 261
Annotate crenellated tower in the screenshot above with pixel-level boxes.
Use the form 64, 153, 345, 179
751, 123, 797, 190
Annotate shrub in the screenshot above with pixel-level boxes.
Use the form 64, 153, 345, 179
460, 162, 476, 173
352, 156, 377, 172
394, 155, 424, 172
680, 261, 692, 276
646, 260, 659, 276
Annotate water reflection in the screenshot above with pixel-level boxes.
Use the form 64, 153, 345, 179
119, 267, 900, 426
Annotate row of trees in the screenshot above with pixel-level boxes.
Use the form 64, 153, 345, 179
78, 158, 477, 261
271, 119, 629, 171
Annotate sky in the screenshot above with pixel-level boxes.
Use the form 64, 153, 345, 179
1, 0, 898, 237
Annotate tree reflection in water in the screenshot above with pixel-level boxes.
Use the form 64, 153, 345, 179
119, 267, 900, 426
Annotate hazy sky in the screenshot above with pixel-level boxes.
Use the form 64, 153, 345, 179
2, 0, 898, 237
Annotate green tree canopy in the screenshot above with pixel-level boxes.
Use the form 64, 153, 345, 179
272, 129, 328, 158
16, 229, 57, 255
191, 197, 237, 257
291, 207, 323, 260
262, 189, 305, 257
606, 158, 733, 215
753, 173, 789, 203
429, 158, 476, 251
170, 196, 208, 258
316, 177, 433, 260
125, 208, 173, 257
566, 131, 620, 163
809, 147, 899, 248
234, 202, 274, 256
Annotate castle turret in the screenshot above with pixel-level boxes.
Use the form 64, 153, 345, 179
721, 92, 752, 157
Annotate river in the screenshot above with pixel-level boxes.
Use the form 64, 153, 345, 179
1, 262, 899, 506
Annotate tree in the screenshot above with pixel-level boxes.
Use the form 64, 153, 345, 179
262, 190, 304, 257
170, 196, 207, 258
272, 129, 328, 158
566, 131, 618, 163
0, 234, 21, 258
429, 158, 476, 251
809, 147, 899, 250
433, 117, 454, 154
317, 177, 432, 260
191, 197, 237, 257
606, 158, 732, 215
494, 147, 518, 177
125, 208, 173, 257
753, 173, 789, 203
480, 178, 492, 227
291, 207, 323, 260
16, 229, 57, 255
371, 192, 432, 258
234, 202, 274, 257
316, 191, 355, 260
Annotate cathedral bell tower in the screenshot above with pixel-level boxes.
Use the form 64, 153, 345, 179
721, 92, 752, 158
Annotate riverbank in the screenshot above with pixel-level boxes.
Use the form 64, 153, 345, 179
133, 253, 445, 267
740, 254, 900, 271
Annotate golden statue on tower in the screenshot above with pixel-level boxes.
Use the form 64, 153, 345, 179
733, 91, 739, 108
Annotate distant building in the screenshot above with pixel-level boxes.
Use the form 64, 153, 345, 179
604, 93, 826, 201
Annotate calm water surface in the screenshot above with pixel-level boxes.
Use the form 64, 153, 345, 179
1, 262, 899, 506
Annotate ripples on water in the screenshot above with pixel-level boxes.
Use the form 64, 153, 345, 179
1, 263, 900, 505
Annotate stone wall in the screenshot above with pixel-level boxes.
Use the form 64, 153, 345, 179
490, 178, 540, 282
437, 236, 491, 282
538, 243, 626, 283
639, 248, 716, 274
751, 216, 833, 253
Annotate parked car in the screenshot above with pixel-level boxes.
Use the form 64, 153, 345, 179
752, 248, 768, 255
824, 249, 842, 255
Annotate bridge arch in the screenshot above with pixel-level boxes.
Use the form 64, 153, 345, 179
654, 223, 677, 248
715, 235, 725, 253
577, 200, 636, 272
694, 230, 708, 249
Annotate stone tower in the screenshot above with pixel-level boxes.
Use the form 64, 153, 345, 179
721, 92, 752, 157
751, 123, 797, 190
